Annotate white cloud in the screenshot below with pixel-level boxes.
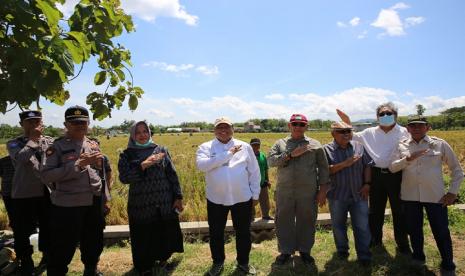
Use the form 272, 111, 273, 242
371, 3, 425, 37
56, 0, 198, 26
357, 30, 368, 39
337, 21, 347, 28
148, 109, 175, 118
143, 61, 219, 76
390, 2, 410, 10
195, 65, 219, 76
405, 91, 414, 97
121, 0, 198, 26
349, 17, 361, 26
265, 93, 285, 100
405, 17, 426, 28
170, 98, 196, 105
371, 9, 405, 36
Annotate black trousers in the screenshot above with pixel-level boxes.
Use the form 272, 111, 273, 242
207, 199, 252, 265
47, 197, 104, 276
369, 167, 409, 249
10, 195, 51, 262
129, 218, 184, 271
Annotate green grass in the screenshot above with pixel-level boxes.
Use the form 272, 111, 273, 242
29, 221, 465, 275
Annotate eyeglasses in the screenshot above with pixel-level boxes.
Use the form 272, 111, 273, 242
335, 129, 352, 134
378, 112, 393, 117
291, 122, 307, 127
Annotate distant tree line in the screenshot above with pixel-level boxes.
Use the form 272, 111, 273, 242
1, 106, 464, 140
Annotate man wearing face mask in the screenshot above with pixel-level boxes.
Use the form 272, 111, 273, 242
337, 103, 411, 254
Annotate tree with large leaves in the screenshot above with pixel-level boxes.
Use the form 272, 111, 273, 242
0, 0, 143, 120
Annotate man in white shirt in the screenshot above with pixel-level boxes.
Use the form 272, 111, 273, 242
337, 102, 411, 254
389, 115, 463, 275
196, 117, 260, 276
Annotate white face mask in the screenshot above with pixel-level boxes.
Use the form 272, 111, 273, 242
379, 114, 395, 127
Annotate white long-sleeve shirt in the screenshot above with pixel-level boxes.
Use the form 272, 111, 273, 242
353, 124, 409, 169
389, 135, 464, 203
196, 138, 261, 206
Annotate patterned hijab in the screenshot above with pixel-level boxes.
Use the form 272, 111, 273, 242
127, 121, 157, 150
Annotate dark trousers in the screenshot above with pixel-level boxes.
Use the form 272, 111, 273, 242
403, 201, 455, 271
47, 197, 104, 276
10, 196, 51, 265
207, 199, 252, 265
2, 195, 14, 227
369, 168, 409, 249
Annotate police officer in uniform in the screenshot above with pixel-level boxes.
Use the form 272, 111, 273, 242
7, 110, 52, 275
41, 106, 105, 276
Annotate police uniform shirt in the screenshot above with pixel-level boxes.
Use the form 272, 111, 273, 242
389, 135, 464, 203
7, 136, 53, 198
41, 136, 102, 207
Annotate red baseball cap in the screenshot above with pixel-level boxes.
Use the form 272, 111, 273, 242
289, 114, 308, 123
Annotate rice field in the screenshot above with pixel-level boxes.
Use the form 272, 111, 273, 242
1, 130, 465, 226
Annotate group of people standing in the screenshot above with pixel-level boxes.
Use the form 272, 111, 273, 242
0, 101, 463, 276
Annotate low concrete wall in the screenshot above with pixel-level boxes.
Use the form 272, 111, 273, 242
104, 204, 465, 240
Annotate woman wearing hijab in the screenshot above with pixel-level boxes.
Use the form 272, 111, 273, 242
118, 121, 184, 275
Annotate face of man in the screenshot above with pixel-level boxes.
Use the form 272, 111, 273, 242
331, 129, 352, 147
288, 121, 307, 139
407, 123, 429, 141
214, 123, 233, 143
377, 106, 397, 127
20, 118, 43, 136
64, 120, 89, 139
251, 144, 260, 154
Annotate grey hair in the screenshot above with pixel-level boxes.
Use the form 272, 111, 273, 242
376, 102, 398, 117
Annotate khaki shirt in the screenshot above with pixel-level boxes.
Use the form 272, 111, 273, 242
268, 136, 330, 198
389, 135, 464, 203
41, 136, 102, 207
7, 136, 53, 198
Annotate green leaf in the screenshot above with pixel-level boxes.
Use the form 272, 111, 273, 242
66, 31, 91, 60
128, 94, 138, 110
94, 71, 107, 85
63, 40, 84, 63
115, 69, 125, 81
35, 0, 63, 35
133, 87, 144, 97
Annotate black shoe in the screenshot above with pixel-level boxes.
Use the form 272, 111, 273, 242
337, 252, 349, 260
358, 259, 371, 267
274, 254, 291, 265
83, 266, 103, 276
19, 256, 34, 276
34, 254, 48, 275
207, 263, 224, 276
237, 263, 256, 275
139, 269, 152, 276
262, 216, 274, 220
299, 252, 315, 266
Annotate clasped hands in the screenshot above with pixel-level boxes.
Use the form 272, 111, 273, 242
141, 153, 166, 170
76, 151, 104, 170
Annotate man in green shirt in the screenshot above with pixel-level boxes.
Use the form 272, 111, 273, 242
250, 138, 273, 220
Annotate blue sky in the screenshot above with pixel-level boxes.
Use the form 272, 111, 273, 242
3, 0, 465, 127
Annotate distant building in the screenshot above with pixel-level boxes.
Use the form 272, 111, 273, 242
353, 122, 376, 132
182, 127, 201, 133
244, 121, 261, 132
166, 128, 183, 133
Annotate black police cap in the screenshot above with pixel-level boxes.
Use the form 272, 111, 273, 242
250, 138, 261, 145
407, 114, 428, 125
19, 110, 42, 121
65, 105, 89, 121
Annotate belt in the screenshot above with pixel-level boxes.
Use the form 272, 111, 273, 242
373, 167, 391, 174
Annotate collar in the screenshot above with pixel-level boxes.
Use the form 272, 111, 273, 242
407, 135, 430, 144
331, 140, 354, 150
213, 137, 234, 146
376, 123, 400, 134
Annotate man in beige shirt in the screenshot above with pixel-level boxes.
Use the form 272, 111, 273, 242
389, 115, 463, 275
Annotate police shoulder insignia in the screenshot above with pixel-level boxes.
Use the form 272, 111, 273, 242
45, 147, 56, 157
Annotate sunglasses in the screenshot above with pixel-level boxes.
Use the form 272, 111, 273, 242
291, 122, 307, 127
378, 112, 393, 117
335, 129, 352, 134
